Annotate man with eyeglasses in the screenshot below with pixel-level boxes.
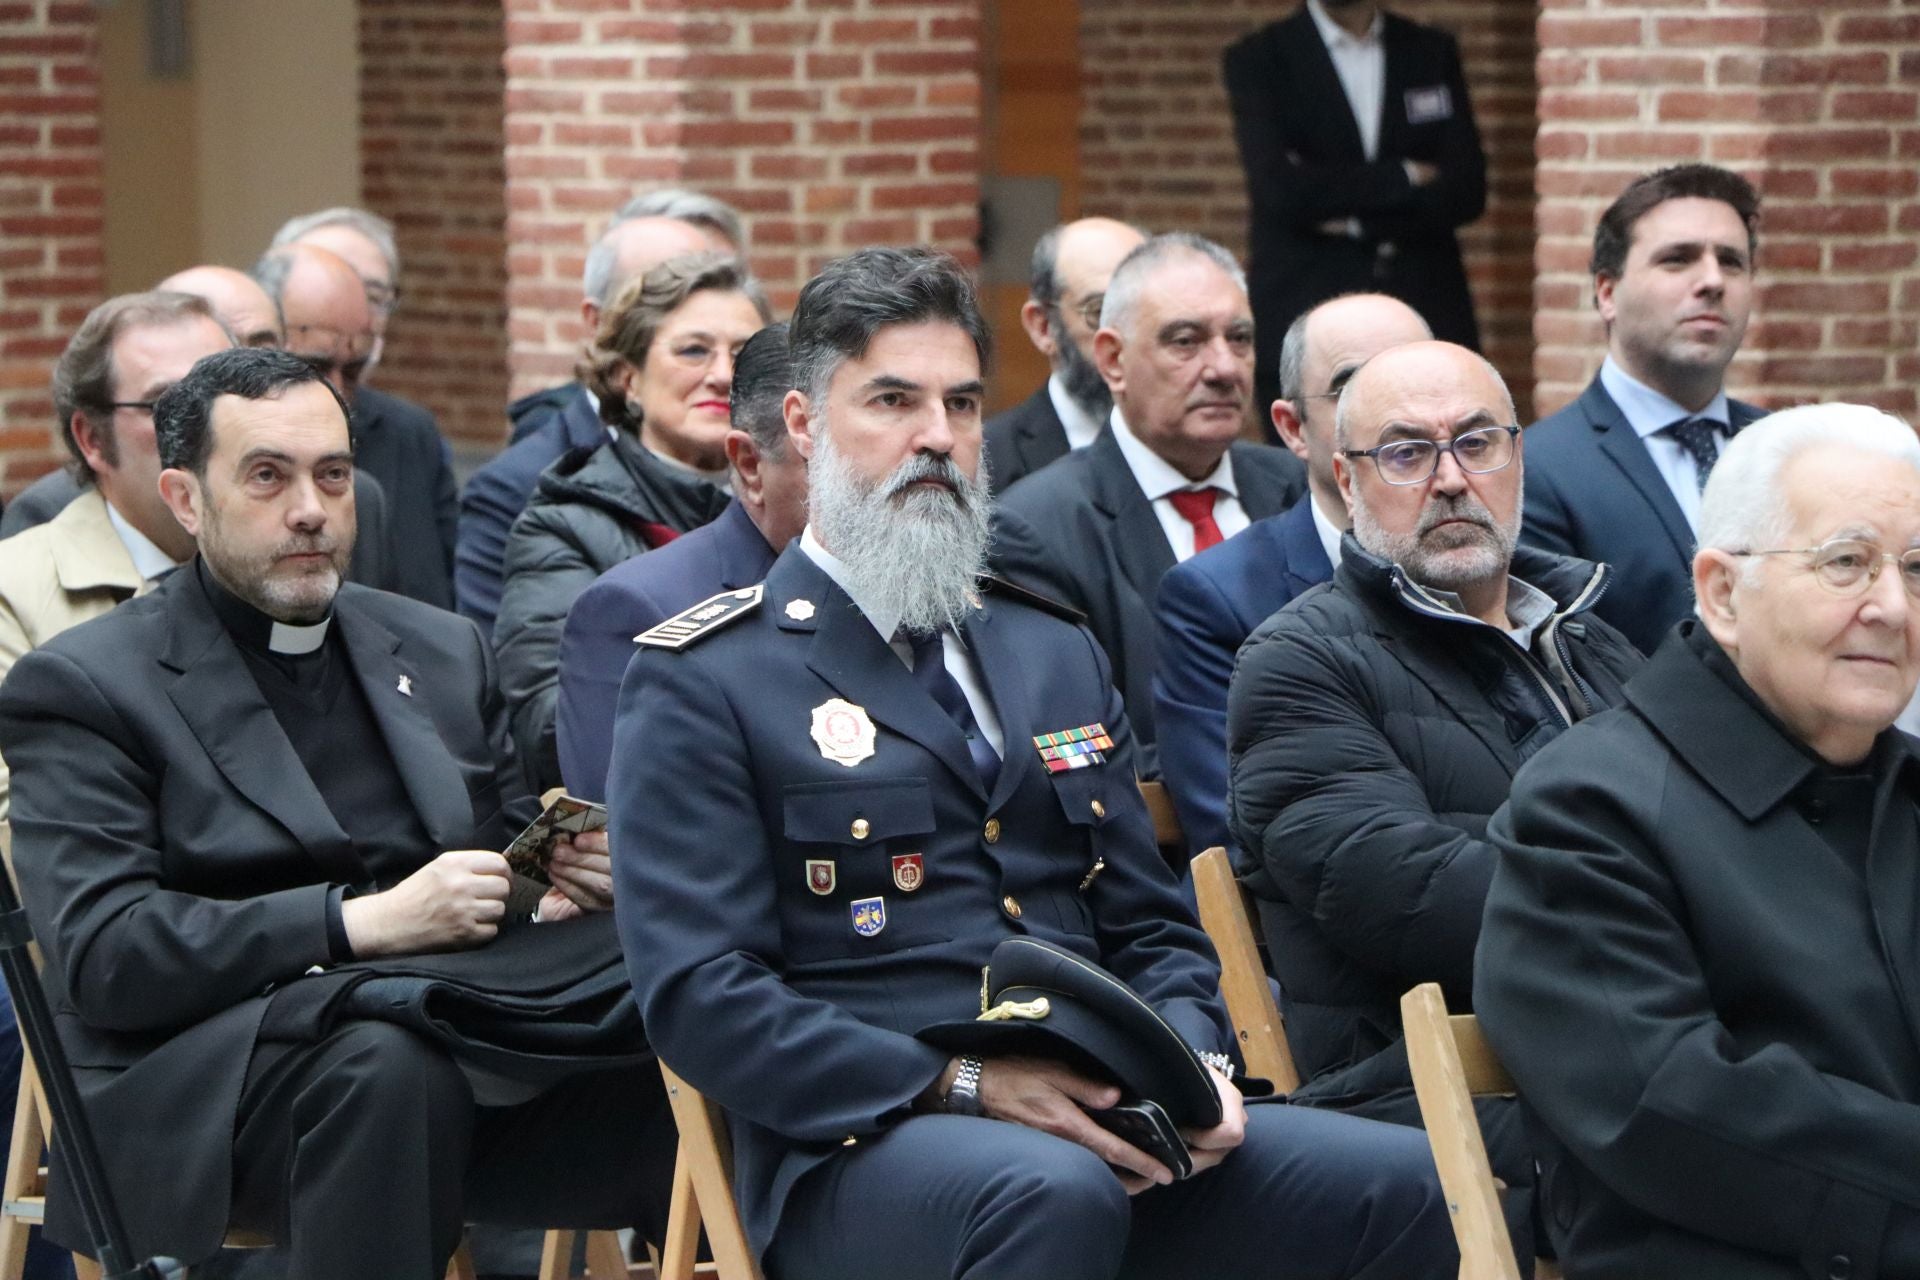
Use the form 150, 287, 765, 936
982, 217, 1146, 494
254, 242, 458, 610
1476, 405, 1920, 1278
1228, 340, 1644, 1271
1153, 292, 1429, 858
990, 233, 1305, 794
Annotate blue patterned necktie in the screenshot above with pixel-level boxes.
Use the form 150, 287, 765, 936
905, 629, 1001, 790
1667, 417, 1728, 493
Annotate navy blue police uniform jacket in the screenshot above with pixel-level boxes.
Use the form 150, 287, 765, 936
610, 544, 1236, 1260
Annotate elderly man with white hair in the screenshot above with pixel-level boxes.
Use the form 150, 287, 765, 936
1477, 403, 1920, 1279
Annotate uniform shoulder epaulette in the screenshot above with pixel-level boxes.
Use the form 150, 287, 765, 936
978, 574, 1086, 626
634, 585, 763, 650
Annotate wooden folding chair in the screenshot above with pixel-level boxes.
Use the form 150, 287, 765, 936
1401, 982, 1564, 1280
1189, 847, 1300, 1092
1135, 779, 1185, 860
655, 1062, 760, 1280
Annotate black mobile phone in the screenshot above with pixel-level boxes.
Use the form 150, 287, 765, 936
1086, 1098, 1194, 1181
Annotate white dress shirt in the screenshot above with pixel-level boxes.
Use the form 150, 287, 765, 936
1108, 410, 1251, 562
1309, 491, 1347, 570
1046, 374, 1106, 452
798, 527, 1005, 755
104, 500, 182, 586
1598, 357, 1733, 533
1308, 0, 1386, 162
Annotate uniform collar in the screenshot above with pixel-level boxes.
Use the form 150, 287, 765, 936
1108, 408, 1239, 503
799, 526, 900, 645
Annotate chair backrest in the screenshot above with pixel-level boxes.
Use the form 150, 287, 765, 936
657, 1061, 763, 1280
1136, 779, 1184, 859
1400, 982, 1522, 1280
1189, 847, 1301, 1092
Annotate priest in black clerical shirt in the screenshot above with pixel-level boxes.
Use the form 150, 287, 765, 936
0, 348, 675, 1279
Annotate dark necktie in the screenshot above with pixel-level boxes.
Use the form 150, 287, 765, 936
1667, 418, 1727, 492
905, 629, 1001, 790
1168, 487, 1225, 555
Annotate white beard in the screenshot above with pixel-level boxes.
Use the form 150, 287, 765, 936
808, 424, 993, 636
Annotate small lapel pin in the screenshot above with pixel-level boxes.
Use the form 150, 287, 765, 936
396, 675, 413, 697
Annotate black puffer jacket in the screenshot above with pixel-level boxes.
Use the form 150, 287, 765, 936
1226, 534, 1643, 1101
495, 433, 729, 791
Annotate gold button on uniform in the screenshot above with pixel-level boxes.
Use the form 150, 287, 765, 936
1090, 799, 1106, 820
851, 818, 870, 840
983, 818, 1001, 844
1002, 895, 1023, 919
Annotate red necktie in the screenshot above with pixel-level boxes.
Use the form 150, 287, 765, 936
1168, 487, 1224, 555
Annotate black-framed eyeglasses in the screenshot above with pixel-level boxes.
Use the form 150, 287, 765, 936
1341, 424, 1520, 486
1732, 538, 1920, 599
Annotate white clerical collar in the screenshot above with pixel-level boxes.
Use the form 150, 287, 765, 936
1308, 0, 1383, 49
800, 526, 900, 645
1599, 356, 1731, 441
269, 617, 331, 655
1046, 374, 1105, 452
1109, 408, 1239, 502
1308, 491, 1346, 569
103, 499, 182, 583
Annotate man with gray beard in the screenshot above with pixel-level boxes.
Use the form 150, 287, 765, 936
1226, 341, 1645, 1272
611, 248, 1456, 1280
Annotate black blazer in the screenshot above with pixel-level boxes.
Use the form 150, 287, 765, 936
1521, 377, 1766, 657
0, 570, 532, 1261
354, 386, 459, 610
1478, 624, 1920, 1278
1223, 7, 1486, 392
989, 428, 1305, 772
983, 384, 1072, 495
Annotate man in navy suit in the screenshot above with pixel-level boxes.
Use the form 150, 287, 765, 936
991, 234, 1306, 781
455, 208, 736, 632
1154, 293, 1430, 857
1522, 164, 1764, 656
982, 217, 1145, 493
611, 245, 1454, 1280
556, 324, 805, 802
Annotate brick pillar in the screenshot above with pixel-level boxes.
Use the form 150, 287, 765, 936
359, 0, 510, 452
1078, 0, 1540, 417
0, 0, 104, 497
1534, 4, 1920, 419
502, 0, 983, 413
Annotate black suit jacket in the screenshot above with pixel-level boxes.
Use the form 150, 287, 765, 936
1521, 377, 1765, 656
0, 570, 532, 1260
354, 386, 459, 610
1477, 624, 1920, 1277
982, 384, 1072, 495
1223, 7, 1486, 394
989, 429, 1305, 773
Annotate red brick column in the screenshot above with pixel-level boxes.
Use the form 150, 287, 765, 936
359, 0, 510, 451
501, 0, 983, 413
1079, 0, 1540, 417
1534, 3, 1920, 419
0, 0, 103, 497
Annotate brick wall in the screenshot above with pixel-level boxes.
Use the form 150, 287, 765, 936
0, 0, 103, 498
359, 0, 510, 451
501, 0, 984, 414
1533, 1, 1920, 419
1078, 0, 1540, 418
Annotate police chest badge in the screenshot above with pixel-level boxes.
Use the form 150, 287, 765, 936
891, 853, 925, 893
807, 859, 836, 895
851, 896, 887, 937
811, 698, 877, 767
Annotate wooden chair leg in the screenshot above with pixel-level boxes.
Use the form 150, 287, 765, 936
539, 1229, 578, 1280
446, 1237, 479, 1280
0, 1057, 43, 1280
70, 1258, 101, 1280
655, 1140, 701, 1280
583, 1229, 627, 1279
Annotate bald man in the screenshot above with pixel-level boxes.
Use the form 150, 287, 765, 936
1227, 341, 1646, 1269
455, 207, 737, 630
1155, 293, 1431, 857
255, 243, 457, 610
156, 265, 283, 349
984, 217, 1147, 493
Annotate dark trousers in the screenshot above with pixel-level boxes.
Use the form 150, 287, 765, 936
229, 1021, 677, 1280
1309, 1085, 1538, 1275
765, 1103, 1457, 1280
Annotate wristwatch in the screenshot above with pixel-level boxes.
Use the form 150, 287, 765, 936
1199, 1051, 1236, 1081
945, 1055, 986, 1116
